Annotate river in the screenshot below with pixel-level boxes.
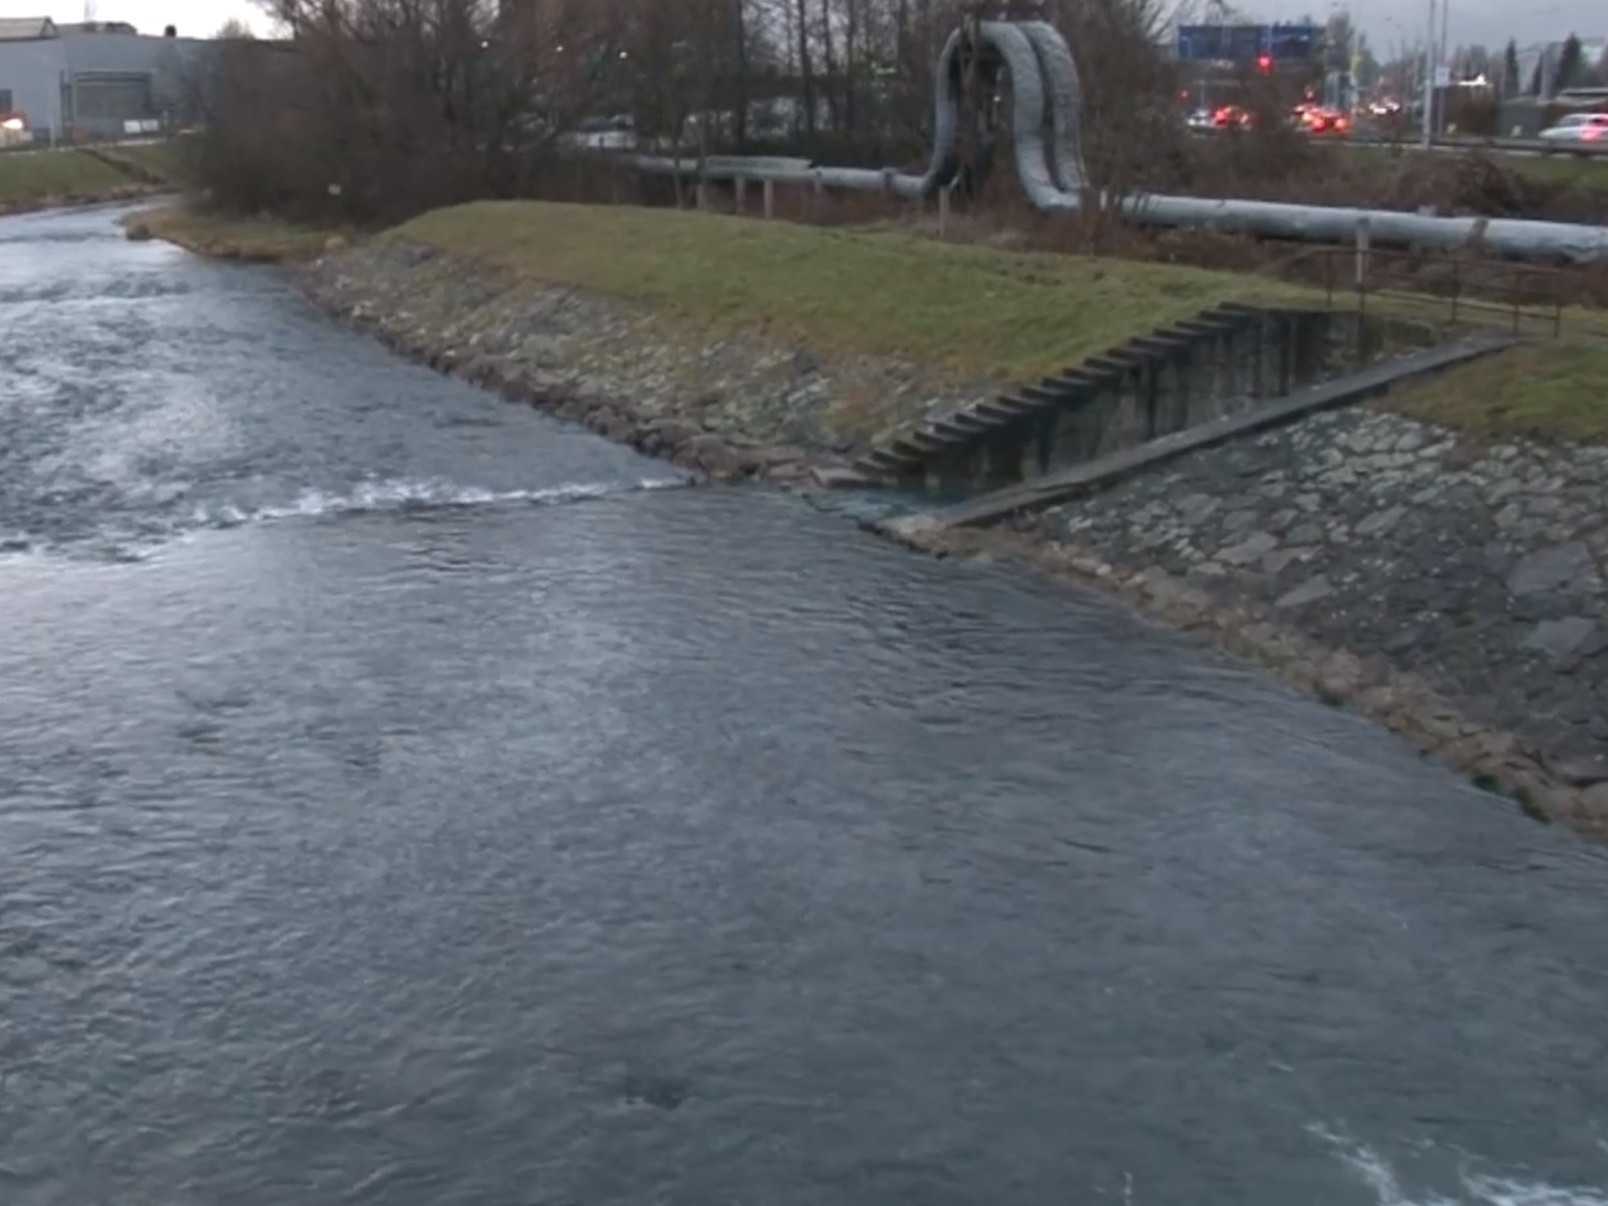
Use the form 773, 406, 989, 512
2, 204, 1606, 1205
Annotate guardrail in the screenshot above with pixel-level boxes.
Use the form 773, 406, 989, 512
1189, 127, 1608, 159
1413, 134, 1608, 158
1309, 244, 1571, 337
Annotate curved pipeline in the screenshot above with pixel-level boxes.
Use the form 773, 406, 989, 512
631, 19, 1608, 262
1019, 21, 1089, 197
885, 28, 964, 201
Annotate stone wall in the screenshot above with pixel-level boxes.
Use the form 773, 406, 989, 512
1018, 405, 1608, 832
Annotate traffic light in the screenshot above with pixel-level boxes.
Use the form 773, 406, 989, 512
1257, 53, 1274, 75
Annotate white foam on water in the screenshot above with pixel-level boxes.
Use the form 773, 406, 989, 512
1463, 1178, 1608, 1206
1309, 1124, 1608, 1206
192, 475, 686, 529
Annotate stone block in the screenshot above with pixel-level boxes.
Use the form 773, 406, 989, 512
1508, 543, 1594, 597
1219, 531, 1279, 567
1276, 575, 1334, 610
1521, 617, 1597, 661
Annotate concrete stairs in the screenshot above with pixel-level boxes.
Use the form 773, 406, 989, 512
853, 303, 1344, 491
878, 331, 1517, 537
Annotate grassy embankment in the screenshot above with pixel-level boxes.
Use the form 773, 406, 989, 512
121, 191, 1608, 444
391, 202, 1608, 442
0, 147, 151, 212
1387, 338, 1608, 444
93, 140, 196, 185
390, 201, 1311, 384
128, 204, 341, 263
1496, 152, 1608, 191
1343, 143, 1608, 192
0, 138, 328, 259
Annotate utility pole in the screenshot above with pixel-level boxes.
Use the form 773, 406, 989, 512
1420, 0, 1435, 149
1439, 0, 1450, 134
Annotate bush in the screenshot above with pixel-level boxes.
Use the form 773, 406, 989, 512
196, 0, 613, 225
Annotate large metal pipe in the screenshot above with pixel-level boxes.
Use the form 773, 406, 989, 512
632, 19, 1608, 263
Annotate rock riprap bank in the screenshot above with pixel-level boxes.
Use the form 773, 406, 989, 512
1014, 405, 1608, 832
301, 241, 997, 485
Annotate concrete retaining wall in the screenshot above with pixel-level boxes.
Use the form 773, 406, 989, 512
912, 308, 1410, 496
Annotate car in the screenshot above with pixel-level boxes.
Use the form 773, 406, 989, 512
0, 111, 31, 147
1186, 108, 1215, 131
1212, 105, 1253, 131
561, 113, 637, 151
1538, 112, 1608, 153
1300, 106, 1352, 137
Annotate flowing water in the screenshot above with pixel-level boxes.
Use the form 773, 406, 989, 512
2, 204, 1606, 1206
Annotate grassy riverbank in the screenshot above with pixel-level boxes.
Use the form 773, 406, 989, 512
126, 204, 340, 263
0, 148, 150, 212
94, 139, 196, 186
127, 196, 1608, 445
1388, 337, 1608, 445
390, 201, 1307, 383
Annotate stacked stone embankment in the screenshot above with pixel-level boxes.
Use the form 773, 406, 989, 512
1014, 405, 1608, 831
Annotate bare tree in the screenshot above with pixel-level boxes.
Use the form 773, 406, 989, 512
795, 0, 817, 137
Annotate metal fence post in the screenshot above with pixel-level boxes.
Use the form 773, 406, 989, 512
763, 178, 775, 221
1354, 216, 1371, 293
734, 176, 747, 215
938, 185, 950, 240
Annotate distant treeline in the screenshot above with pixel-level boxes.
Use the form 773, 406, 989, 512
196, 0, 1178, 223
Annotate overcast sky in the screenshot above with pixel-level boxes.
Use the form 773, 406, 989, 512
0, 0, 270, 38
1224, 0, 1600, 58
3, 0, 1600, 62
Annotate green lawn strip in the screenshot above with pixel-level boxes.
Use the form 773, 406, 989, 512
1383, 337, 1608, 444
96, 140, 197, 187
389, 201, 1312, 384
129, 204, 339, 263
0, 148, 136, 205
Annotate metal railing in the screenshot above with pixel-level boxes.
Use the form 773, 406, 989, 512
1312, 244, 1573, 337
1188, 128, 1608, 160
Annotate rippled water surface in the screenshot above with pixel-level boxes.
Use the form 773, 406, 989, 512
3, 205, 1607, 1206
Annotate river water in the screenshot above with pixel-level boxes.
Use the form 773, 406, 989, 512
2, 204, 1606, 1205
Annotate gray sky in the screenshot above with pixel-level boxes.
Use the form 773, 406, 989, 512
4, 1, 1600, 72
0, 0, 269, 37
1238, 0, 1601, 58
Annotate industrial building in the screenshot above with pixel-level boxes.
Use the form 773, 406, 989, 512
0, 17, 212, 143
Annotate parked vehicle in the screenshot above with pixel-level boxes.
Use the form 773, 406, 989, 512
1539, 112, 1608, 153
0, 111, 31, 148
561, 114, 637, 152
1212, 105, 1252, 131
1185, 108, 1215, 131
1298, 106, 1351, 137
